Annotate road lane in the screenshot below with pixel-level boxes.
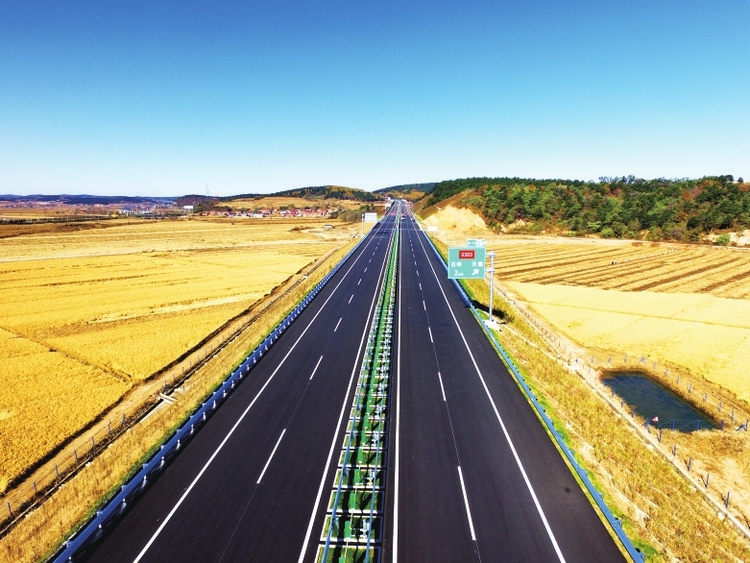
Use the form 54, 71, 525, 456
387, 212, 478, 562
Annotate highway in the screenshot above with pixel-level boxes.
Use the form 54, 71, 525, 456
84, 210, 400, 563
80, 201, 626, 562
385, 207, 625, 562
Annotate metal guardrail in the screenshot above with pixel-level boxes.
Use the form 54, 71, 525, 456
420, 230, 644, 563
51, 235, 370, 562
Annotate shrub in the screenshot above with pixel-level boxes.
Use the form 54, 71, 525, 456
715, 233, 731, 246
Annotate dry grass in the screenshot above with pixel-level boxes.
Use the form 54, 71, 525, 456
425, 206, 750, 560
495, 322, 750, 562
0, 217, 355, 492
506, 283, 750, 403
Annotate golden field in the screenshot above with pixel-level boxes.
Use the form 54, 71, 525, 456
0, 217, 355, 491
507, 283, 750, 402
0, 238, 356, 563
427, 204, 750, 401
428, 231, 750, 561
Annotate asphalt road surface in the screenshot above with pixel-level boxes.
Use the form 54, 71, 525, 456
82, 201, 625, 563
384, 205, 624, 563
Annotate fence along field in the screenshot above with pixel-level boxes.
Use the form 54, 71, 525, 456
0, 217, 354, 495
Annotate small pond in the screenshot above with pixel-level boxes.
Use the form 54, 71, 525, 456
601, 371, 717, 432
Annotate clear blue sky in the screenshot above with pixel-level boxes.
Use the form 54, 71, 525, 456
1, 1, 748, 196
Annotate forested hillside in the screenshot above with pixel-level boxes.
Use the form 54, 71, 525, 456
231, 185, 380, 202
426, 175, 749, 242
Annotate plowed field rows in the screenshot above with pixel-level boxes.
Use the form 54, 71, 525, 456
468, 238, 750, 299
438, 227, 750, 398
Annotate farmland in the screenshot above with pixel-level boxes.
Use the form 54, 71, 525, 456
426, 212, 750, 561
223, 195, 365, 211
431, 205, 750, 402
0, 217, 357, 492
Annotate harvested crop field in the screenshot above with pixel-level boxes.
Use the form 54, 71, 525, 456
507, 282, 750, 402
430, 204, 750, 399
0, 217, 355, 490
224, 195, 365, 211
436, 234, 750, 300
489, 239, 750, 300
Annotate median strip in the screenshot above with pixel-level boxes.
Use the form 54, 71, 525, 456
317, 216, 399, 563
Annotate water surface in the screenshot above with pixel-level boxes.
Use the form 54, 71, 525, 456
602, 371, 717, 431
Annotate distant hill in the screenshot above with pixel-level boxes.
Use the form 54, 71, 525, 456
220, 185, 380, 203
0, 194, 176, 206
423, 175, 750, 242
374, 182, 436, 195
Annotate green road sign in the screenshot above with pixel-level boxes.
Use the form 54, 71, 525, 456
448, 246, 486, 279
467, 239, 485, 247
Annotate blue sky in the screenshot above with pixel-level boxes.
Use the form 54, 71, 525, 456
1, 1, 748, 196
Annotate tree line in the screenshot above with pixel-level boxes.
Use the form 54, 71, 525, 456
426, 175, 749, 242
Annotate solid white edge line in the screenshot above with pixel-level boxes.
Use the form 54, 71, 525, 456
257, 429, 286, 484
132, 225, 381, 563
296, 227, 395, 563
457, 466, 477, 541
310, 355, 324, 381
437, 371, 447, 402
334, 317, 342, 332
417, 231, 567, 563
